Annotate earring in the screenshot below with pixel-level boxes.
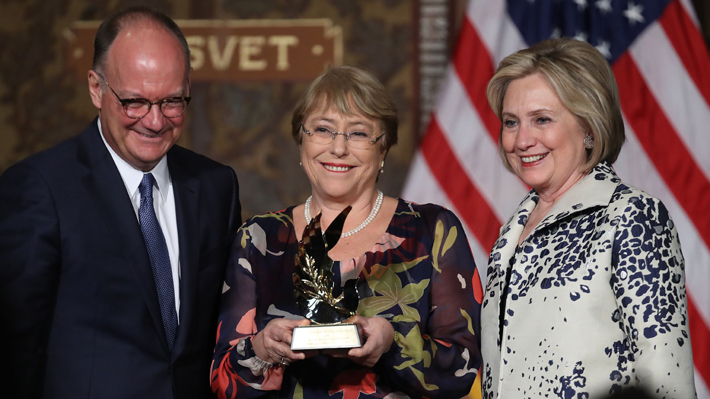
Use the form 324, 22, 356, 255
299, 161, 302, 166
379, 161, 385, 174
584, 134, 594, 149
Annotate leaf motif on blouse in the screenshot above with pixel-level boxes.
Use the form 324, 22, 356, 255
392, 321, 440, 391
328, 368, 378, 399
246, 223, 285, 257
454, 348, 477, 377
240, 227, 249, 249
266, 304, 303, 320
238, 258, 252, 274
371, 232, 406, 254
362, 256, 426, 292
461, 308, 476, 336
247, 223, 267, 256
235, 308, 257, 335
293, 381, 304, 399
251, 211, 293, 226
457, 273, 466, 289
358, 258, 429, 322
383, 392, 411, 399
432, 220, 457, 273
394, 321, 430, 367
396, 201, 421, 217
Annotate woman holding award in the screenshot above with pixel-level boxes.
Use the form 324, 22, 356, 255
481, 38, 695, 397
212, 66, 482, 398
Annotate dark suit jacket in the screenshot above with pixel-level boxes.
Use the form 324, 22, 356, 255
0, 120, 241, 399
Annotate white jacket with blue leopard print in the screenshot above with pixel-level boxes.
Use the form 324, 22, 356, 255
481, 162, 696, 398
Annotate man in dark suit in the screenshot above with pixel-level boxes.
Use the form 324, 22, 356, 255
0, 6, 241, 399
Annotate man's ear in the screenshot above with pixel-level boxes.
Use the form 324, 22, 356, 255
88, 70, 103, 110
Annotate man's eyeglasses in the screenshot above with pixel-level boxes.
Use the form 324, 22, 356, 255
101, 77, 191, 119
301, 124, 385, 150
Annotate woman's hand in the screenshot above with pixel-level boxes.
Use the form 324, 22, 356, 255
252, 318, 311, 365
327, 315, 395, 367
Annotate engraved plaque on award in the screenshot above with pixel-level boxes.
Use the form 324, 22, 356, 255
291, 206, 361, 351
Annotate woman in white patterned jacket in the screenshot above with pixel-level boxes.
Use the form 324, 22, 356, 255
481, 38, 696, 398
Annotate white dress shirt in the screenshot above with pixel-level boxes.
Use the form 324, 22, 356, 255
98, 120, 181, 322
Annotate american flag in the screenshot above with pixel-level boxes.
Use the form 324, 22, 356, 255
402, 0, 710, 397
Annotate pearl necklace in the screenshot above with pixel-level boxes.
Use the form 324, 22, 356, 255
304, 190, 384, 238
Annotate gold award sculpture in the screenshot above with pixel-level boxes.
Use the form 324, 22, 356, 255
291, 206, 362, 351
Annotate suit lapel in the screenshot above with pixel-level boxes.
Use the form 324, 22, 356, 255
487, 192, 537, 326
78, 121, 171, 353
168, 154, 200, 358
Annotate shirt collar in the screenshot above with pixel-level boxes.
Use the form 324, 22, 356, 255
97, 119, 171, 202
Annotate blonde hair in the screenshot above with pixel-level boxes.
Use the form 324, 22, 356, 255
487, 38, 625, 173
291, 65, 398, 152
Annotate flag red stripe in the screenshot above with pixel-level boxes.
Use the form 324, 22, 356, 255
453, 17, 501, 142
613, 53, 710, 247
406, 1, 710, 395
420, 117, 501, 252
659, 0, 710, 108
614, 54, 710, 382
688, 293, 710, 386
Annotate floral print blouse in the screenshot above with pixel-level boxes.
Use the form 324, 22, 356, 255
212, 199, 482, 399
481, 162, 696, 398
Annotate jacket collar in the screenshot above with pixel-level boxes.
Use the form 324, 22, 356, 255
531, 161, 620, 233
488, 162, 621, 293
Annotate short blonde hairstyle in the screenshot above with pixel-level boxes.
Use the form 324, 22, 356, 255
291, 65, 398, 153
487, 38, 625, 173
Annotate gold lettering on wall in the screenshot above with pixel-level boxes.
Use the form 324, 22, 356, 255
239, 36, 267, 70
207, 35, 239, 71
186, 36, 206, 70
65, 19, 342, 81
269, 36, 299, 71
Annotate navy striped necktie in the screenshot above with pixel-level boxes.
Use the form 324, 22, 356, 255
139, 173, 178, 351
